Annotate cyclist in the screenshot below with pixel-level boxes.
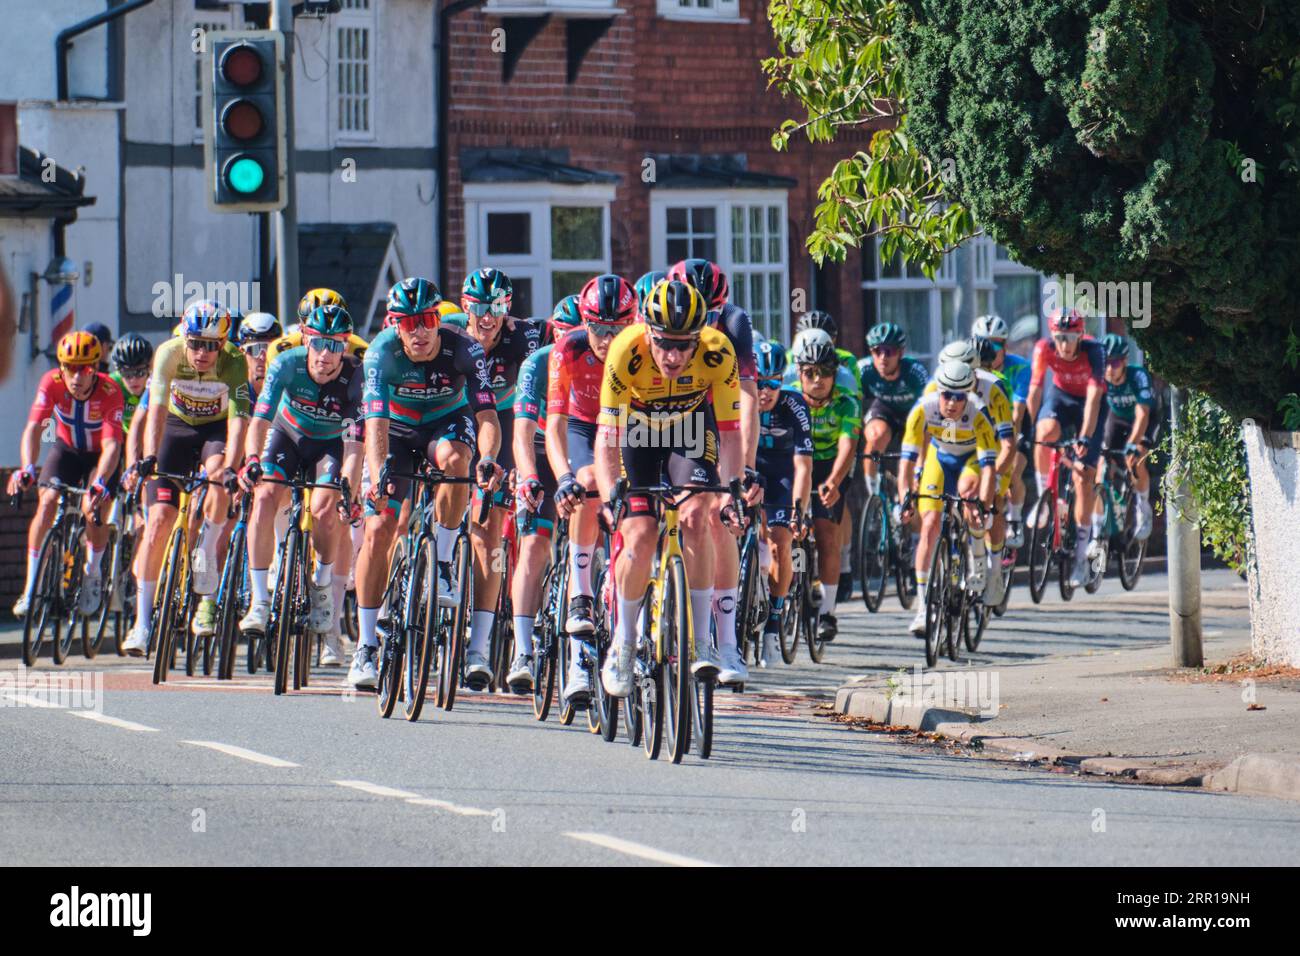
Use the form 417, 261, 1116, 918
237, 312, 284, 401
633, 271, 666, 313
595, 279, 745, 697
237, 304, 364, 660
546, 274, 637, 704
667, 258, 760, 685
109, 333, 153, 435
972, 314, 1032, 547
83, 321, 115, 374
925, 339, 1016, 604
9, 331, 125, 617
755, 339, 813, 665
1026, 307, 1109, 587
507, 296, 584, 691
349, 278, 502, 688
1100, 333, 1157, 541
859, 322, 929, 496
898, 360, 999, 635
788, 328, 860, 641
124, 301, 250, 654
795, 310, 862, 399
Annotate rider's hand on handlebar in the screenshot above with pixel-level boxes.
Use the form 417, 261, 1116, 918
237, 456, 262, 492
1072, 437, 1091, 460
476, 456, 503, 492
136, 455, 156, 480
742, 467, 765, 507
554, 472, 583, 518
818, 479, 840, 509
517, 475, 544, 513
7, 465, 35, 497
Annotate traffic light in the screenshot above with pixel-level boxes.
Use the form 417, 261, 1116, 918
203, 30, 287, 213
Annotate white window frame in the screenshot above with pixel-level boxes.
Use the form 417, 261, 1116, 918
992, 241, 1047, 343
649, 189, 789, 341
862, 238, 959, 365
333, 0, 376, 144
657, 0, 743, 23
463, 182, 615, 317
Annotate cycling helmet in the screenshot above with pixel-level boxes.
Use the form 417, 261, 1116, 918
1102, 333, 1129, 361
83, 321, 114, 351
238, 312, 282, 344
972, 336, 1000, 368
790, 328, 837, 368
386, 277, 441, 319
435, 301, 462, 320
938, 339, 981, 371
578, 274, 637, 326
111, 332, 153, 371
304, 304, 353, 337
1047, 307, 1085, 334
972, 314, 1009, 342
551, 294, 583, 335
58, 330, 103, 367
298, 288, 347, 321
866, 322, 906, 350
643, 279, 709, 335
667, 258, 729, 312
935, 359, 977, 392
461, 267, 512, 305
634, 271, 667, 312
795, 310, 838, 341
180, 300, 231, 340
755, 339, 788, 382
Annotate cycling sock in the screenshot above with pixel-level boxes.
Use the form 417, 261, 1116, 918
770, 594, 785, 612
357, 606, 380, 649
250, 568, 270, 604
568, 635, 587, 672
135, 580, 156, 631
436, 523, 458, 563
1091, 513, 1106, 536
969, 531, 986, 558
198, 520, 219, 560
512, 615, 535, 656
758, 539, 772, 576
311, 560, 332, 589
867, 473, 881, 497
332, 574, 347, 626
84, 545, 104, 575
839, 541, 852, 569
1036, 472, 1050, 496
712, 587, 738, 651
24, 549, 40, 595
1006, 501, 1022, 523
1136, 487, 1149, 503
819, 588, 836, 618
570, 546, 594, 597
617, 595, 641, 649
469, 610, 494, 657
689, 589, 714, 649
1074, 533, 1090, 565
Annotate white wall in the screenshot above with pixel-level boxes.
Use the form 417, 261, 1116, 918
0, 0, 110, 102
1244, 422, 1300, 666
0, 219, 61, 456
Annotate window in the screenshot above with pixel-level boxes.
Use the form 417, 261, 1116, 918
335, 0, 374, 139
465, 183, 615, 318
861, 238, 958, 364
657, 0, 742, 20
991, 243, 1043, 356
650, 191, 789, 340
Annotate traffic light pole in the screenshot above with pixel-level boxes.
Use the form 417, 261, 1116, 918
271, 0, 299, 325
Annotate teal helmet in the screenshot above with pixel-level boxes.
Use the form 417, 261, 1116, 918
549, 294, 583, 340
386, 277, 441, 319
304, 304, 353, 337
462, 267, 512, 305
1103, 333, 1129, 361
866, 322, 906, 350
634, 271, 668, 312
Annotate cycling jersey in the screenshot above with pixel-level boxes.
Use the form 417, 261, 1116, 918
362, 324, 495, 426
440, 314, 543, 412
548, 328, 605, 425
268, 330, 369, 362
598, 325, 741, 433
149, 337, 251, 425
900, 391, 998, 468
836, 347, 862, 398
254, 347, 364, 441
924, 369, 1014, 441
758, 390, 814, 460
109, 371, 143, 433
1105, 364, 1157, 423
784, 381, 860, 462
859, 355, 930, 419
995, 352, 1032, 404
712, 302, 758, 382
29, 369, 125, 453
1030, 336, 1106, 397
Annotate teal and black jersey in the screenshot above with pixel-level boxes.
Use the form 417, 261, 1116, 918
441, 314, 543, 412
254, 347, 364, 441
858, 355, 930, 419
362, 325, 496, 426
1105, 364, 1157, 423
514, 344, 551, 447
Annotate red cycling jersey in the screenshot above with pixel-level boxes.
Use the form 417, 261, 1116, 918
28, 369, 125, 453
547, 328, 605, 424
1029, 336, 1107, 398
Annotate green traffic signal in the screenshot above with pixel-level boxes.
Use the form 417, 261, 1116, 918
225, 156, 265, 194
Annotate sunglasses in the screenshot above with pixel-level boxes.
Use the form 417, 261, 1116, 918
464, 299, 510, 317
396, 312, 439, 333
60, 363, 96, 376
587, 322, 627, 339
940, 390, 968, 402
121, 366, 151, 379
241, 342, 270, 358
799, 365, 835, 380
186, 338, 222, 353
976, 338, 1005, 352
758, 379, 782, 391
1106, 356, 1127, 367
650, 335, 699, 353
871, 346, 900, 358
306, 335, 347, 354
1053, 333, 1081, 346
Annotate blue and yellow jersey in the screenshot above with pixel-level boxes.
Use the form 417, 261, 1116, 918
901, 391, 999, 468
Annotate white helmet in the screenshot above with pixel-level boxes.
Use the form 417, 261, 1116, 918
939, 338, 980, 370
790, 328, 837, 368
935, 359, 977, 392
972, 314, 1009, 341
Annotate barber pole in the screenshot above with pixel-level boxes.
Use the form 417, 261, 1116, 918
49, 281, 75, 350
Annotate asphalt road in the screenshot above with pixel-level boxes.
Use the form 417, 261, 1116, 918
4, 567, 1298, 866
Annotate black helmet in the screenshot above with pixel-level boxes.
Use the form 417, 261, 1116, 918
110, 332, 153, 372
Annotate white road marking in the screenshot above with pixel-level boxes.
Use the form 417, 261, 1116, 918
333, 780, 421, 799
181, 740, 299, 767
406, 797, 492, 817
563, 832, 720, 867
70, 711, 159, 732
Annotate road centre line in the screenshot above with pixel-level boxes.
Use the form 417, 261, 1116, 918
181, 740, 299, 767
563, 832, 720, 867
70, 711, 159, 732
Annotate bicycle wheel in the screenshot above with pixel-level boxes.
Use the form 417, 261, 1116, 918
151, 530, 186, 684
1058, 519, 1077, 602
272, 531, 300, 696
114, 531, 136, 656
1085, 499, 1109, 595
923, 528, 947, 667
662, 555, 691, 764
735, 531, 759, 661
84, 526, 116, 659
1118, 491, 1147, 590
438, 531, 471, 712
52, 528, 84, 666
859, 496, 887, 613
895, 527, 918, 609
22, 527, 65, 666
778, 562, 801, 664
624, 654, 643, 747
805, 572, 827, 665
404, 540, 437, 722
376, 552, 408, 719
946, 534, 964, 663
215, 524, 248, 680
992, 546, 1016, 617
1026, 496, 1054, 604
692, 673, 714, 759
490, 582, 513, 694
593, 568, 618, 740
640, 582, 663, 760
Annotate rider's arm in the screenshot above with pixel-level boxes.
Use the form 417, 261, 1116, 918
143, 341, 178, 460
827, 395, 861, 487
360, 347, 391, 484
897, 402, 927, 504
740, 380, 759, 470
595, 349, 629, 501
1026, 339, 1048, 421
1081, 380, 1104, 443
709, 343, 744, 484
513, 417, 539, 480
975, 412, 999, 507
793, 454, 813, 513
93, 383, 126, 483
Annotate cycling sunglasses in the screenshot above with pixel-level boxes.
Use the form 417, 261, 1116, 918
799, 364, 836, 380
650, 334, 699, 353
976, 338, 1005, 352
586, 322, 628, 339
121, 365, 151, 379
940, 390, 968, 402
60, 362, 96, 376
870, 345, 900, 358
1106, 356, 1127, 367
396, 311, 439, 333
240, 341, 270, 358
464, 298, 510, 317
758, 378, 782, 391
185, 337, 222, 353
1052, 332, 1081, 346
306, 335, 348, 354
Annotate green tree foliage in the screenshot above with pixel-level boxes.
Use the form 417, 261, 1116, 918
766, 0, 1300, 423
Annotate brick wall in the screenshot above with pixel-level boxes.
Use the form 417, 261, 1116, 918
0, 469, 36, 616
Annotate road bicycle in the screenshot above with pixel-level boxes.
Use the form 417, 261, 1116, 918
146, 470, 217, 684
1025, 439, 1087, 604
484, 484, 519, 694
213, 488, 257, 679
858, 452, 917, 613
1096, 447, 1148, 591
11, 481, 101, 666
528, 502, 573, 722
90, 482, 140, 658
735, 504, 768, 666
779, 512, 822, 664
909, 491, 989, 667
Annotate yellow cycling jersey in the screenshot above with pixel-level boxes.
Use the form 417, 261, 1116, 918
269, 330, 368, 361
923, 369, 1014, 441
598, 325, 741, 433
901, 390, 998, 467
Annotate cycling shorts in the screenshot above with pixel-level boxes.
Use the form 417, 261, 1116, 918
918, 450, 980, 515
1104, 412, 1159, 453
622, 420, 720, 520
41, 442, 119, 496
368, 410, 475, 518
863, 396, 907, 435
761, 460, 795, 530
261, 425, 342, 484
148, 414, 226, 507
1038, 381, 1108, 468
811, 457, 848, 524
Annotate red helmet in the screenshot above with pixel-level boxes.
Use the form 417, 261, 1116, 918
667, 258, 728, 312
1047, 307, 1085, 334
578, 274, 637, 327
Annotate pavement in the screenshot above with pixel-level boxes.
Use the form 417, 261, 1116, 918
5, 565, 1300, 866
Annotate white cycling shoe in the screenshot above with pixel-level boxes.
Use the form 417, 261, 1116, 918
507, 653, 534, 692
601, 641, 635, 699
562, 657, 590, 704
320, 632, 344, 666
717, 645, 748, 686
12, 593, 29, 618
347, 646, 378, 688
240, 600, 270, 635
435, 561, 459, 608
908, 607, 927, 636
1134, 500, 1153, 541
124, 623, 150, 657
984, 559, 1006, 606
308, 583, 335, 633
691, 639, 720, 679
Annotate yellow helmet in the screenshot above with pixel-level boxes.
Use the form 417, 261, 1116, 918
298, 288, 347, 320
435, 300, 462, 320
58, 330, 103, 367
643, 279, 709, 335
